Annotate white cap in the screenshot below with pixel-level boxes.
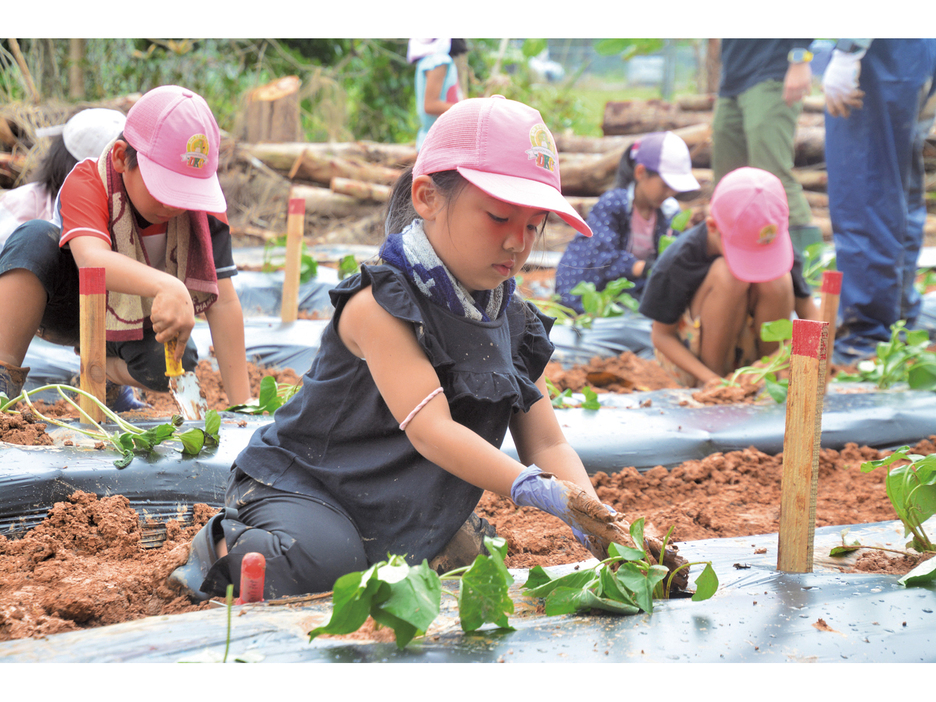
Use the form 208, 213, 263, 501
407, 39, 451, 64
62, 108, 127, 161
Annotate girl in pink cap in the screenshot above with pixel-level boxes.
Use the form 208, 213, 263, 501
171, 96, 620, 603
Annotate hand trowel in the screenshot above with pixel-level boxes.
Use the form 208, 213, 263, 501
164, 337, 207, 420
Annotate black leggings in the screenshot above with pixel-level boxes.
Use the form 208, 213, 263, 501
201, 467, 368, 599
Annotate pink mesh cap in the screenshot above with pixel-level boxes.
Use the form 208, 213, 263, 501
124, 85, 226, 212
710, 167, 793, 283
413, 96, 592, 236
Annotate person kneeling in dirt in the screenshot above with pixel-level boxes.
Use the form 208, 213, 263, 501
638, 167, 817, 388
170, 96, 621, 603
0, 85, 251, 411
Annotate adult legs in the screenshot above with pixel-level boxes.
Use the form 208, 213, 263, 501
826, 40, 931, 359
711, 95, 748, 184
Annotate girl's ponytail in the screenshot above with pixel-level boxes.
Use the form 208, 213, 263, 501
614, 142, 640, 189
384, 166, 417, 238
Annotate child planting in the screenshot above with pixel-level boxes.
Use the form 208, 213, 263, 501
0, 85, 250, 410
638, 166, 817, 387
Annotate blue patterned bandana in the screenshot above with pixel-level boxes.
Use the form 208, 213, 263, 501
379, 219, 516, 322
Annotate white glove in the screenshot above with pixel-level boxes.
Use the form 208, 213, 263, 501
823, 49, 865, 118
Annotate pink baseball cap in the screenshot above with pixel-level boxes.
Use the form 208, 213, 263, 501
633, 131, 700, 192
413, 96, 592, 236
710, 167, 793, 283
124, 85, 226, 212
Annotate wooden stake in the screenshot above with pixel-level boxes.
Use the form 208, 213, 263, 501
777, 319, 829, 573
818, 271, 843, 393
280, 196, 305, 323
79, 267, 106, 423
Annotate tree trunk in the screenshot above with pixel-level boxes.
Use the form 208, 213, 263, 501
330, 177, 392, 202
68, 39, 85, 100
238, 141, 417, 173
706, 39, 721, 94
289, 149, 402, 187
245, 76, 303, 144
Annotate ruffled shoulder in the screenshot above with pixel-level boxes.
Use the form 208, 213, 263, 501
330, 264, 456, 370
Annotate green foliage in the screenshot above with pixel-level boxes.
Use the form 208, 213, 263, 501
545, 378, 602, 410
523, 519, 717, 615
916, 269, 936, 296
228, 375, 301, 416
260, 236, 318, 284
860, 449, 936, 553
309, 531, 717, 649
834, 320, 936, 390
723, 319, 793, 403
337, 254, 359, 281
829, 448, 936, 587
802, 242, 837, 289
593, 39, 666, 61
0, 384, 221, 468
309, 537, 512, 649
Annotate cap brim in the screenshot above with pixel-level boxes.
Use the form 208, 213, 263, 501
136, 153, 227, 213
722, 237, 794, 283
661, 171, 701, 192
458, 167, 592, 237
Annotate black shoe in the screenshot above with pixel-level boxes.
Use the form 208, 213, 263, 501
169, 510, 232, 602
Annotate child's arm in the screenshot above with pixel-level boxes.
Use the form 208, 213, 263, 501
68, 235, 195, 347
339, 286, 554, 497
650, 319, 721, 385
203, 277, 251, 406
507, 373, 599, 500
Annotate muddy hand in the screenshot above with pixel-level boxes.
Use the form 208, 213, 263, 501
510, 465, 619, 559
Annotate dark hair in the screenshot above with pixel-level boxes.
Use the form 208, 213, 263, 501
450, 39, 468, 57
614, 143, 658, 189
384, 167, 470, 237
29, 135, 77, 200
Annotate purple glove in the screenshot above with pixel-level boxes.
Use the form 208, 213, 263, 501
510, 465, 616, 549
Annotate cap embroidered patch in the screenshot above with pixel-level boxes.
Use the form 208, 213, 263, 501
526, 124, 557, 173
182, 134, 210, 169
758, 223, 778, 245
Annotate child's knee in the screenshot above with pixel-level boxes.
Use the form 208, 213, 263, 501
707, 257, 750, 293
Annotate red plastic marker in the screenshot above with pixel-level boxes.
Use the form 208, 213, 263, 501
235, 552, 266, 604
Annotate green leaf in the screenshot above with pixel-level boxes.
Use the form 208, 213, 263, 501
458, 537, 515, 632
760, 318, 793, 343
598, 566, 639, 608
908, 360, 936, 390
580, 386, 601, 410
690, 563, 719, 601
899, 556, 936, 586
522, 568, 600, 599
544, 585, 639, 616
764, 377, 789, 404
669, 210, 691, 233
607, 540, 646, 563
521, 38, 548, 59
309, 566, 383, 640
204, 410, 221, 441
613, 562, 668, 613
378, 560, 441, 634
177, 428, 206, 455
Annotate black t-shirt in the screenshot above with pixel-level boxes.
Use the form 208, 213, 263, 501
638, 222, 810, 325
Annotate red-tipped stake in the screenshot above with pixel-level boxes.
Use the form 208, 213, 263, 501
777, 319, 829, 573
281, 196, 306, 324
818, 271, 843, 394
235, 552, 266, 605
79, 267, 106, 422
